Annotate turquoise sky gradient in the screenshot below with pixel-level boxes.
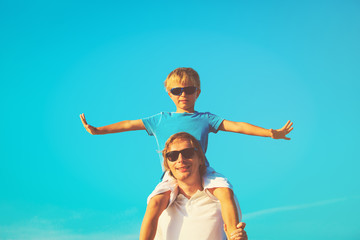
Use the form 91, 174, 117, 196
1, 1, 359, 239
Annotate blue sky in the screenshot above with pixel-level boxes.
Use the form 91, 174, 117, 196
1, 1, 359, 239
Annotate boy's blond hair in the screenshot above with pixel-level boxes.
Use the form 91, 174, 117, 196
164, 67, 201, 91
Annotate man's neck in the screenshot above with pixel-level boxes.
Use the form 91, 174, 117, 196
177, 178, 203, 199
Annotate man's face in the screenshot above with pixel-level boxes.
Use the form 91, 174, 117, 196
168, 82, 200, 113
166, 139, 201, 182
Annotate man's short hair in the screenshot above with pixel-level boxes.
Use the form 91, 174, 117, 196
162, 132, 206, 178
164, 67, 201, 92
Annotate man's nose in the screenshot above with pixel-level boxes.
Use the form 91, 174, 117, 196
177, 153, 186, 162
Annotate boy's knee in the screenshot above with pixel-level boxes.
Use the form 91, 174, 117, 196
210, 187, 234, 201
219, 187, 234, 195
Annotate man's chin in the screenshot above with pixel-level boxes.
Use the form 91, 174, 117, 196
174, 172, 191, 181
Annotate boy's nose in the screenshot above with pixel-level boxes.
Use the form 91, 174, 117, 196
180, 91, 188, 97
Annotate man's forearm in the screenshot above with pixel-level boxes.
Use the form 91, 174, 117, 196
140, 192, 170, 240
139, 219, 158, 240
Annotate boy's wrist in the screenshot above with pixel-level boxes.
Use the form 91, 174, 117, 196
268, 129, 274, 138
93, 127, 101, 135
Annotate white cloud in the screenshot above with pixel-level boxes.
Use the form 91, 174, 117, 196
243, 197, 347, 220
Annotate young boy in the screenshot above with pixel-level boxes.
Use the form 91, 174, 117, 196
80, 67, 293, 239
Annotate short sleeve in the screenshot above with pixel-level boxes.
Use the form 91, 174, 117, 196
142, 112, 163, 136
206, 112, 224, 133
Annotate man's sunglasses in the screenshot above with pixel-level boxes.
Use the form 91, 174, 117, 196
170, 86, 197, 96
165, 148, 197, 162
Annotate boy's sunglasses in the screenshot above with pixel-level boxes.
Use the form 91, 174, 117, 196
165, 148, 197, 162
170, 86, 197, 96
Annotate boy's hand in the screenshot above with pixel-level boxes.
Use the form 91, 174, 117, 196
225, 222, 248, 240
80, 113, 98, 135
270, 120, 293, 140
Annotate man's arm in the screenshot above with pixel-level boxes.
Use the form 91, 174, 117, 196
140, 191, 170, 240
80, 113, 146, 135
218, 120, 293, 140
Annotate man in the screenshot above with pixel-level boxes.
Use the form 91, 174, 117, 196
142, 132, 248, 240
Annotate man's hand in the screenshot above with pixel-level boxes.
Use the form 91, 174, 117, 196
225, 222, 248, 240
270, 120, 293, 140
80, 113, 98, 135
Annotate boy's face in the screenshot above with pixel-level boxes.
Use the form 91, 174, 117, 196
168, 82, 201, 113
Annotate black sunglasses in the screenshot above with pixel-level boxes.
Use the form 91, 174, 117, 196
165, 148, 197, 162
170, 86, 197, 96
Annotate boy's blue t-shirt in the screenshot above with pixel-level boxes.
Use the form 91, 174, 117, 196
142, 111, 224, 166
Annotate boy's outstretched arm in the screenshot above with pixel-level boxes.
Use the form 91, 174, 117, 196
218, 120, 293, 140
80, 113, 146, 135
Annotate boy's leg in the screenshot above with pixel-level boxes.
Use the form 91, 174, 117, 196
209, 187, 239, 238
140, 191, 171, 240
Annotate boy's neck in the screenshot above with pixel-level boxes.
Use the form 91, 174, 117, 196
176, 108, 196, 113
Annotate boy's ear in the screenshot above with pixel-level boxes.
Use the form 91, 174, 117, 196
196, 89, 201, 98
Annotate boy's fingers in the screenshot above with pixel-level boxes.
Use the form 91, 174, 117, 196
80, 114, 88, 125
284, 120, 290, 128
285, 120, 292, 129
